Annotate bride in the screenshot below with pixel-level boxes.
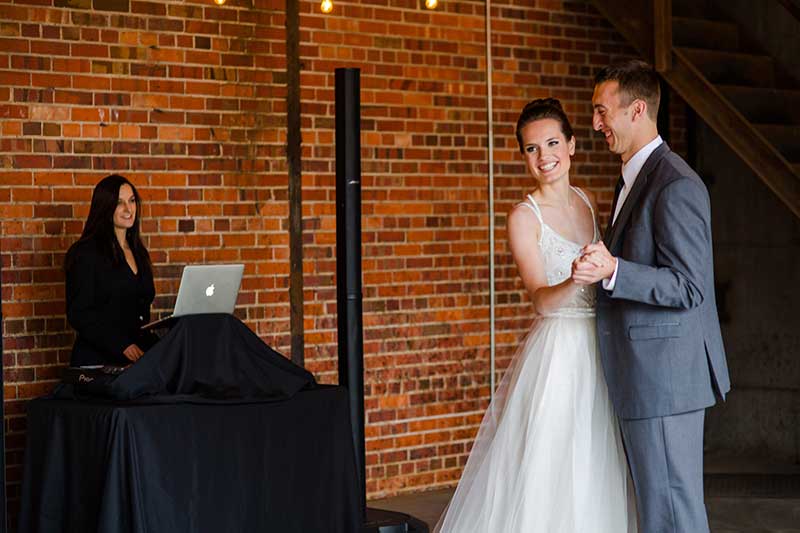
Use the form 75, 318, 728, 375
435, 98, 637, 532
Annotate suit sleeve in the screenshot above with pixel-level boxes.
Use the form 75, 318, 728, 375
610, 177, 711, 309
66, 248, 133, 357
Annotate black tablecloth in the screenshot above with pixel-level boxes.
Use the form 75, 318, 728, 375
19, 315, 361, 533
79, 313, 316, 402
19, 387, 361, 533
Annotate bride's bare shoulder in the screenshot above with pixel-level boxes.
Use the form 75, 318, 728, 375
507, 201, 542, 242
574, 187, 599, 213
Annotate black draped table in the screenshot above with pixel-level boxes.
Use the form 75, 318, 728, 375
19, 315, 361, 533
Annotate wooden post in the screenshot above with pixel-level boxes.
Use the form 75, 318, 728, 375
654, 0, 672, 72
286, 0, 304, 366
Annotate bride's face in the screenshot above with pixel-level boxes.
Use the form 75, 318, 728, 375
520, 118, 575, 186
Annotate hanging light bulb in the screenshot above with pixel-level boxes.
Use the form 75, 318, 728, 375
424, 0, 438, 9
214, 0, 226, 5
320, 0, 333, 13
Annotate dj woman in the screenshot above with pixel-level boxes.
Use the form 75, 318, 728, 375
64, 174, 160, 367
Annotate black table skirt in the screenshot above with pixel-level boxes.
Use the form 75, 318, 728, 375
19, 386, 361, 533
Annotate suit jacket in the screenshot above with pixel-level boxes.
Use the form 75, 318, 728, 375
66, 240, 158, 367
597, 142, 731, 419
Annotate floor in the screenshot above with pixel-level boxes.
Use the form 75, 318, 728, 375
370, 488, 800, 532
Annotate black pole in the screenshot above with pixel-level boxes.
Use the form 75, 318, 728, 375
334, 68, 428, 533
335, 67, 366, 520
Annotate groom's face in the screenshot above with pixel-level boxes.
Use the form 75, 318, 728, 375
592, 81, 635, 162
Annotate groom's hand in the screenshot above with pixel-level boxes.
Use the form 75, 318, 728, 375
572, 242, 617, 284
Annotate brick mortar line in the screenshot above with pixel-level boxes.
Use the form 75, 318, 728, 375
364, 409, 488, 427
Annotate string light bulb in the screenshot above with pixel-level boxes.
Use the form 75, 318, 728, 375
320, 0, 333, 13
424, 0, 438, 9
214, 0, 226, 5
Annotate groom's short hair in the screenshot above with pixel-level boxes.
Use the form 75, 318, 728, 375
595, 60, 661, 121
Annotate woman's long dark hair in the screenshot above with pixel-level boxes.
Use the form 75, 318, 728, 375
64, 174, 151, 276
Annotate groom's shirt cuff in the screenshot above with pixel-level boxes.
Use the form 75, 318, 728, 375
602, 258, 620, 291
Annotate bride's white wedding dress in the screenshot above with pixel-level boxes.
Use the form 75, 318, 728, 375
435, 188, 637, 532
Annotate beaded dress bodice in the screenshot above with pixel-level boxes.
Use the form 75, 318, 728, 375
519, 188, 599, 317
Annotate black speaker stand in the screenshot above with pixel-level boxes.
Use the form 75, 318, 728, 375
363, 507, 429, 532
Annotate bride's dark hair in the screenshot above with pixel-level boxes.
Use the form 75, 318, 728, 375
515, 98, 575, 153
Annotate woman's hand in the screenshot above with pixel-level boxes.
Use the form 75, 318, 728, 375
122, 343, 145, 362
572, 242, 616, 284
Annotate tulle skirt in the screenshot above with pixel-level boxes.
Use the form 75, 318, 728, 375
435, 316, 637, 532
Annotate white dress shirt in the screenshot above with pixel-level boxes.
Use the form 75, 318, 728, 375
603, 135, 663, 291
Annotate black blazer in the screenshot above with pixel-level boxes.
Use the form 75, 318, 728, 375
66, 240, 158, 366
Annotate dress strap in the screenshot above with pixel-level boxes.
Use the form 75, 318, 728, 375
523, 194, 544, 225
571, 186, 599, 241
514, 194, 546, 246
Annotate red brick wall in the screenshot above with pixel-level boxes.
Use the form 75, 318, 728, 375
0, 0, 686, 522
1, 0, 292, 522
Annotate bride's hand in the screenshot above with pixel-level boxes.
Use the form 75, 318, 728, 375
575, 251, 604, 268
572, 243, 616, 284
572, 257, 594, 285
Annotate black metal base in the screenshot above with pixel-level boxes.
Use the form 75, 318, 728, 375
362, 507, 429, 533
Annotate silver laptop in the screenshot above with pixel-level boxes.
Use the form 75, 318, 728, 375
141, 264, 244, 330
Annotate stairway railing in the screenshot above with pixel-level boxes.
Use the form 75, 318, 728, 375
590, 0, 800, 219
777, 0, 800, 21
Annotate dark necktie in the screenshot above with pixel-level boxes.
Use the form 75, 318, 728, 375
605, 175, 625, 238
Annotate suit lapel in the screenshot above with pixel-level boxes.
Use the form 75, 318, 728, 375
605, 142, 671, 252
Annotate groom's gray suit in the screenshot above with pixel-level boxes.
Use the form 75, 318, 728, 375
597, 141, 731, 532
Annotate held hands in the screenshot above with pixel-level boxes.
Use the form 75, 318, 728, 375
572, 241, 617, 285
123, 343, 145, 362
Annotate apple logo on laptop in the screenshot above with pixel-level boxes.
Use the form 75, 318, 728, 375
205, 284, 215, 297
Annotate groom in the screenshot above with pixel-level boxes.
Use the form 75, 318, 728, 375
572, 60, 731, 532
